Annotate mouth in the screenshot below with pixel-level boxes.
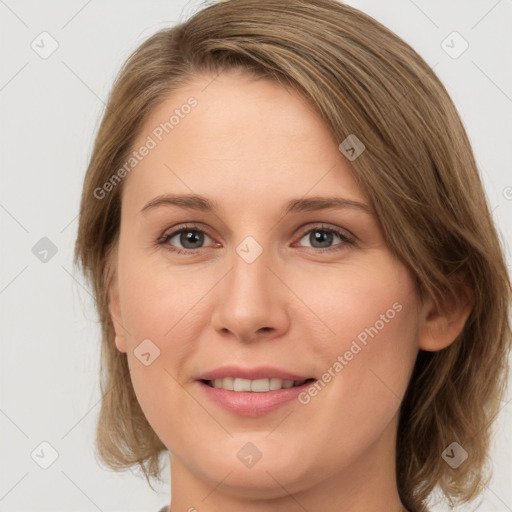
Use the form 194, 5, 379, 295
196, 367, 318, 416
201, 377, 316, 392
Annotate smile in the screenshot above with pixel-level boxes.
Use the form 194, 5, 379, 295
203, 377, 313, 392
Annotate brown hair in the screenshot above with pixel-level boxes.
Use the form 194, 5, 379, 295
74, 1, 511, 510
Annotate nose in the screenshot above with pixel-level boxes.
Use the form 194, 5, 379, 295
210, 242, 291, 344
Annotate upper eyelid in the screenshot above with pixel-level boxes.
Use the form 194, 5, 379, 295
162, 223, 349, 236
161, 222, 211, 238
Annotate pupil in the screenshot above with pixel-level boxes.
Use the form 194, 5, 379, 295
311, 230, 332, 248
181, 230, 203, 249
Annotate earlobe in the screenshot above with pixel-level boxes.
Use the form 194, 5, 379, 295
418, 286, 473, 352
114, 335, 127, 353
107, 263, 127, 354
109, 291, 128, 353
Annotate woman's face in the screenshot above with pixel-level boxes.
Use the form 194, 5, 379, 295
110, 70, 424, 500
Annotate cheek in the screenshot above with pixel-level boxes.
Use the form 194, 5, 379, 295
117, 250, 213, 341
297, 258, 420, 418
114, 250, 216, 435
344, 298, 419, 398
291, 270, 419, 474
294, 256, 419, 358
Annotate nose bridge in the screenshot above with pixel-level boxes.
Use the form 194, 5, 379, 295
232, 239, 270, 296
211, 235, 289, 340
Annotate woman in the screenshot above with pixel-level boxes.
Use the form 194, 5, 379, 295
74, 1, 511, 511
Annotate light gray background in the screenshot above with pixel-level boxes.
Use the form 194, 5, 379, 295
1, 1, 511, 511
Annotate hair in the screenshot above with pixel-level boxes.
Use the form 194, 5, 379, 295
74, 0, 511, 510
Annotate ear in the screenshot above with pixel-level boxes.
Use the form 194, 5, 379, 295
418, 286, 473, 352
106, 249, 127, 354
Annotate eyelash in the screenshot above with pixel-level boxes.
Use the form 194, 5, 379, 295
156, 223, 355, 255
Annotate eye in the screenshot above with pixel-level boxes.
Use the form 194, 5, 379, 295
296, 225, 354, 250
157, 223, 355, 255
158, 225, 216, 254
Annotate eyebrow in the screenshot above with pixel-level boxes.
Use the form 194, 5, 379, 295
139, 194, 373, 216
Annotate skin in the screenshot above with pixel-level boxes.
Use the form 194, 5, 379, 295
109, 70, 470, 512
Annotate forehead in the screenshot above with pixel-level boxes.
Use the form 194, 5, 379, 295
135, 71, 332, 154
122, 71, 367, 212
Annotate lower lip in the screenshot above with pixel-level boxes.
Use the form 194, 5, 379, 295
197, 380, 315, 416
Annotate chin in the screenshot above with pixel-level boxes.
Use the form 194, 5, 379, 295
189, 440, 315, 499
206, 464, 311, 501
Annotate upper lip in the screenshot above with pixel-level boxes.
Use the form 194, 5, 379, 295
196, 366, 314, 382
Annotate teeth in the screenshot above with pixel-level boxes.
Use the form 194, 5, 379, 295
270, 378, 283, 390
234, 378, 252, 392
251, 378, 270, 392
213, 377, 233, 390
208, 377, 307, 392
